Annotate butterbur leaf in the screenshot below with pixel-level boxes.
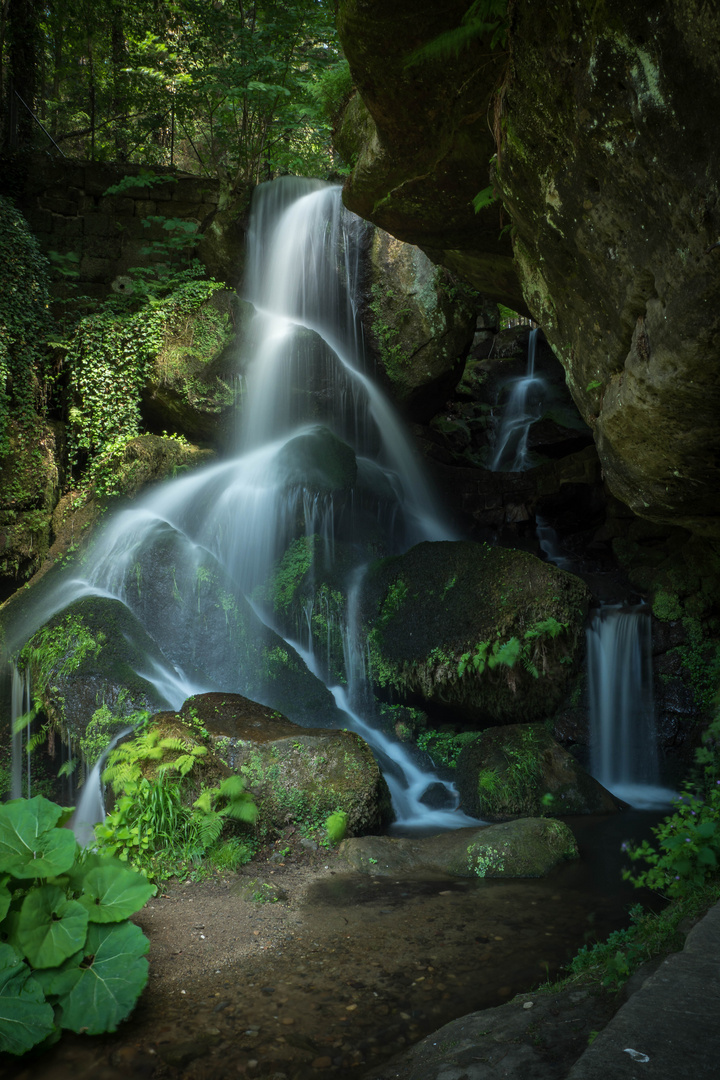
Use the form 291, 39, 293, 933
16, 885, 89, 968
0, 796, 77, 879
77, 863, 156, 923
0, 943, 55, 1055
0, 874, 12, 921
55, 921, 150, 1034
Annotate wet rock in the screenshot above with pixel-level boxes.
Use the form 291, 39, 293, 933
338, 818, 578, 878
359, 540, 590, 724
455, 723, 622, 820
186, 692, 392, 836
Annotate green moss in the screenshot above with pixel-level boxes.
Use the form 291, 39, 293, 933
652, 589, 682, 622
258, 536, 316, 615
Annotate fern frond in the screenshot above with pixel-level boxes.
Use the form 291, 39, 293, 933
221, 798, 258, 824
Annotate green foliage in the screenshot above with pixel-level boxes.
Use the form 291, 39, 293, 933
405, 1, 509, 66
0, 796, 154, 1055
652, 589, 682, 622
0, 197, 53, 456
368, 285, 412, 382
467, 842, 505, 878
472, 185, 498, 213
104, 171, 178, 196
65, 276, 223, 476
325, 810, 348, 845
80, 704, 150, 767
623, 716, 720, 898
96, 721, 257, 880
474, 726, 553, 817
458, 617, 569, 680
19, 614, 105, 720
260, 536, 315, 614
416, 729, 476, 769
310, 58, 353, 123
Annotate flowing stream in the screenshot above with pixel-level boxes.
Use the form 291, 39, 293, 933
6, 178, 472, 831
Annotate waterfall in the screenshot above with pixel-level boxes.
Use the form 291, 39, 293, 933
5, 178, 473, 831
586, 605, 673, 808
70, 726, 134, 847
490, 327, 547, 472
536, 515, 573, 571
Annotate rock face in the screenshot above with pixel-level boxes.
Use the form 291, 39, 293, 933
455, 723, 621, 820
335, 0, 525, 311
361, 227, 480, 421
495, 2, 720, 537
337, 1, 720, 539
359, 541, 590, 724
338, 818, 579, 878
181, 693, 392, 837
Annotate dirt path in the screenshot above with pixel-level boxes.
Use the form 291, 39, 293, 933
4, 836, 629, 1080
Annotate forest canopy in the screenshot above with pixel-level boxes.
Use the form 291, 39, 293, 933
0, 0, 349, 185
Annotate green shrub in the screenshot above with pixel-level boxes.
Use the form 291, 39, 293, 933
0, 796, 154, 1055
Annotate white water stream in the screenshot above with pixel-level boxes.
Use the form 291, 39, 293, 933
6, 178, 473, 831
490, 327, 546, 472
587, 605, 674, 808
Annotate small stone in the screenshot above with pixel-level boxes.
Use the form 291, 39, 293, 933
523, 1001, 534, 1010
312, 1057, 332, 1069
345, 1003, 357, 1011
281, 1016, 294, 1025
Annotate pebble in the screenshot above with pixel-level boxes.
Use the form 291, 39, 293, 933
523, 1001, 534, 1009
312, 1056, 332, 1069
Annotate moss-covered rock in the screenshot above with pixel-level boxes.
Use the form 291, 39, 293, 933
361, 227, 480, 421
141, 291, 245, 446
17, 596, 169, 740
179, 692, 391, 838
274, 425, 357, 495
338, 818, 578, 878
0, 418, 62, 587
359, 540, 590, 723
455, 723, 621, 820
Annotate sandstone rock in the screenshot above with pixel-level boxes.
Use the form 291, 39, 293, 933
338, 818, 578, 877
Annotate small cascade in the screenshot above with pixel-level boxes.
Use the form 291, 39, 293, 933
490, 327, 547, 472
70, 727, 134, 847
10, 662, 31, 799
587, 605, 673, 808
536, 515, 573, 571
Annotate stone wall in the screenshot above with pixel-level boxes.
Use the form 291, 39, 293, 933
0, 155, 227, 299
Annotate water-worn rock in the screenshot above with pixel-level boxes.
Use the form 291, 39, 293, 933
455, 723, 621, 820
338, 818, 578, 878
0, 418, 62, 587
359, 540, 590, 724
182, 693, 392, 837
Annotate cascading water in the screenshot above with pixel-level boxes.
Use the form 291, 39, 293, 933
490, 327, 547, 472
70, 727, 134, 847
10, 661, 31, 799
5, 178, 473, 830
586, 604, 673, 808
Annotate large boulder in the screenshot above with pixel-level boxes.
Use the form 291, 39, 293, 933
338, 818, 579, 877
359, 540, 591, 723
455, 723, 622, 820
179, 693, 392, 837
495, 2, 720, 538
0, 418, 62, 587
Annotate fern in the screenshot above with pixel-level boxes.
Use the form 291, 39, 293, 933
472, 185, 498, 213
405, 0, 508, 67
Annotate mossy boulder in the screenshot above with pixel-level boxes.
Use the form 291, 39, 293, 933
180, 693, 392, 838
361, 227, 480, 421
455, 723, 621, 821
88, 433, 215, 499
0, 418, 62, 587
17, 596, 169, 740
338, 818, 578, 878
359, 540, 590, 723
141, 291, 246, 447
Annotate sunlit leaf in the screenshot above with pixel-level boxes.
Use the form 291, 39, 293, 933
0, 797, 77, 879
76, 863, 156, 923
55, 922, 150, 1034
16, 885, 89, 969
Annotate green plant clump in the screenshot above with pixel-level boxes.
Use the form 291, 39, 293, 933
0, 795, 155, 1054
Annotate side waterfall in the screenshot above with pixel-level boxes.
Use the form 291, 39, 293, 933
586, 605, 673, 808
490, 327, 547, 472
6, 178, 474, 831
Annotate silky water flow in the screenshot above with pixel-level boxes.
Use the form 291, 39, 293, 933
6, 178, 477, 834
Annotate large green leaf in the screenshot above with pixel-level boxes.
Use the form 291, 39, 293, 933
0, 943, 55, 1055
0, 875, 11, 921
56, 921, 149, 1034
77, 863, 156, 923
16, 885, 89, 969
0, 797, 77, 879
